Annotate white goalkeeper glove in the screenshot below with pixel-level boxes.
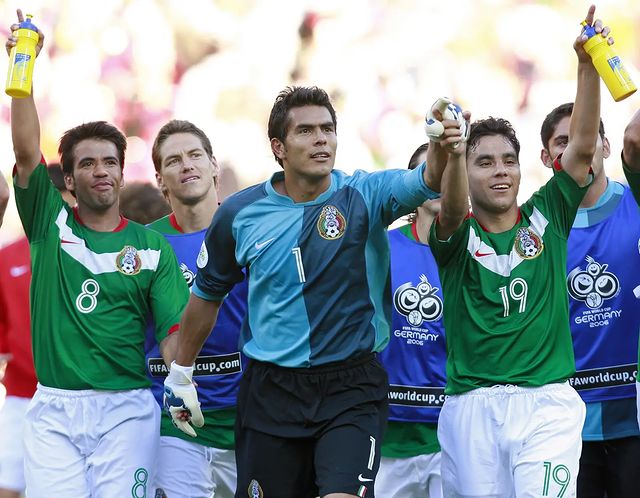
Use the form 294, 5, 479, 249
163, 361, 204, 437
424, 96, 470, 147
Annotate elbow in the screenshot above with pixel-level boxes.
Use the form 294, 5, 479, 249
623, 121, 640, 160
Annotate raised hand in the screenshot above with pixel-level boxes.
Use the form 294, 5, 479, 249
575, 4, 613, 63
5, 8, 45, 58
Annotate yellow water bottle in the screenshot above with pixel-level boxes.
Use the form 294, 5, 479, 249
5, 14, 39, 98
581, 21, 636, 102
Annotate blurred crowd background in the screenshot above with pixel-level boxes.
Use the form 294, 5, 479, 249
0, 0, 639, 243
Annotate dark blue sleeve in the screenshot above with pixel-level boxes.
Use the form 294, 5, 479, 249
193, 199, 245, 301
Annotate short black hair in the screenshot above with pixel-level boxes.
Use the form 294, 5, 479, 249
46, 163, 67, 193
468, 117, 521, 160
152, 120, 214, 172
540, 102, 606, 150
408, 143, 429, 170
58, 121, 127, 175
119, 182, 171, 225
267, 86, 337, 166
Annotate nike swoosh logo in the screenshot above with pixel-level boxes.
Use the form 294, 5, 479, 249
61, 239, 79, 244
254, 238, 275, 250
9, 265, 29, 277
358, 474, 373, 482
474, 250, 493, 257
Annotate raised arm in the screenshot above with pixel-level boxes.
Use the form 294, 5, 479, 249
6, 9, 45, 187
434, 131, 469, 240
559, 5, 607, 186
623, 109, 640, 172
0, 173, 8, 226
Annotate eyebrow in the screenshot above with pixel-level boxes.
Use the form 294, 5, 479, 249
294, 121, 335, 130
163, 148, 204, 163
78, 155, 119, 163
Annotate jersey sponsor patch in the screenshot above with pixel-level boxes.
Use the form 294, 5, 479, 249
568, 363, 637, 390
393, 274, 443, 326
567, 256, 620, 310
248, 479, 264, 498
147, 352, 242, 377
196, 241, 208, 268
116, 245, 142, 275
317, 205, 346, 240
387, 384, 446, 407
514, 227, 544, 259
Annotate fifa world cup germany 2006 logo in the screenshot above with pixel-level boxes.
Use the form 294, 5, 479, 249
394, 274, 443, 326
567, 256, 620, 309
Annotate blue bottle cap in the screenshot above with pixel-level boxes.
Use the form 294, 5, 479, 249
19, 15, 38, 32
581, 22, 597, 39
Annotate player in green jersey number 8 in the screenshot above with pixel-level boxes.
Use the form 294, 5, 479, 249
6, 9, 189, 497
427, 5, 609, 497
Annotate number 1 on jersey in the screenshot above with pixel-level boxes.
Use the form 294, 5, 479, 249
291, 247, 306, 283
499, 277, 528, 317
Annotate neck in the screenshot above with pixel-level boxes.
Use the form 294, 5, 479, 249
579, 173, 607, 208
473, 205, 520, 233
275, 173, 331, 203
76, 204, 122, 232
414, 211, 435, 244
170, 192, 219, 233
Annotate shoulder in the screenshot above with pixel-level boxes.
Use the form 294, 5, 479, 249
218, 182, 268, 219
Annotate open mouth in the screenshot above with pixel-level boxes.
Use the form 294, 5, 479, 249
490, 184, 510, 191
181, 176, 200, 184
310, 152, 330, 159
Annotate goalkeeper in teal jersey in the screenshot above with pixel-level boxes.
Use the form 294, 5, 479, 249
6, 12, 189, 498
428, 7, 610, 497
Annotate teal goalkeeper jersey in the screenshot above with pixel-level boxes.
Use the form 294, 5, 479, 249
430, 169, 589, 394
14, 163, 189, 390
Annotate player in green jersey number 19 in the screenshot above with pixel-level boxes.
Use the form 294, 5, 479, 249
427, 6, 609, 497
6, 9, 189, 498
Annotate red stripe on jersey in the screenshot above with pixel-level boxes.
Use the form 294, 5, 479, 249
169, 213, 184, 233
168, 324, 180, 335
73, 206, 128, 231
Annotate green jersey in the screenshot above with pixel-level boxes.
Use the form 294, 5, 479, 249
14, 163, 189, 390
430, 169, 589, 395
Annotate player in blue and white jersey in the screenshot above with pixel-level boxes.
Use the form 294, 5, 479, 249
163, 86, 460, 498
375, 143, 446, 498
145, 120, 248, 498
540, 103, 640, 498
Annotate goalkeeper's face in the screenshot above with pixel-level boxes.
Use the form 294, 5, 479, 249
467, 134, 521, 216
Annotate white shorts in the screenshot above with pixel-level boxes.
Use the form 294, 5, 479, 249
438, 382, 585, 498
376, 452, 442, 498
153, 436, 236, 498
24, 384, 160, 498
0, 395, 31, 492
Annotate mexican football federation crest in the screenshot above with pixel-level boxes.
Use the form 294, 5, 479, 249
514, 227, 543, 259
317, 205, 346, 240
247, 480, 264, 498
116, 245, 142, 275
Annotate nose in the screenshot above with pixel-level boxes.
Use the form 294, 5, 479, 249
314, 129, 327, 145
494, 161, 508, 176
93, 162, 108, 176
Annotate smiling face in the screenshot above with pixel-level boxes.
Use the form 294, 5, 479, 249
467, 134, 521, 217
156, 132, 219, 207
540, 115, 610, 178
64, 139, 124, 212
270, 105, 337, 186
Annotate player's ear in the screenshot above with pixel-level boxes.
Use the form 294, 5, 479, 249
540, 148, 552, 169
63, 172, 75, 192
602, 137, 611, 159
155, 171, 164, 191
271, 138, 285, 161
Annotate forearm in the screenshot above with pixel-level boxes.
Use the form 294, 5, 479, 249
423, 142, 448, 193
11, 93, 41, 187
175, 294, 221, 366
566, 62, 600, 176
160, 331, 179, 367
436, 152, 469, 240
623, 109, 640, 171
0, 174, 8, 227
